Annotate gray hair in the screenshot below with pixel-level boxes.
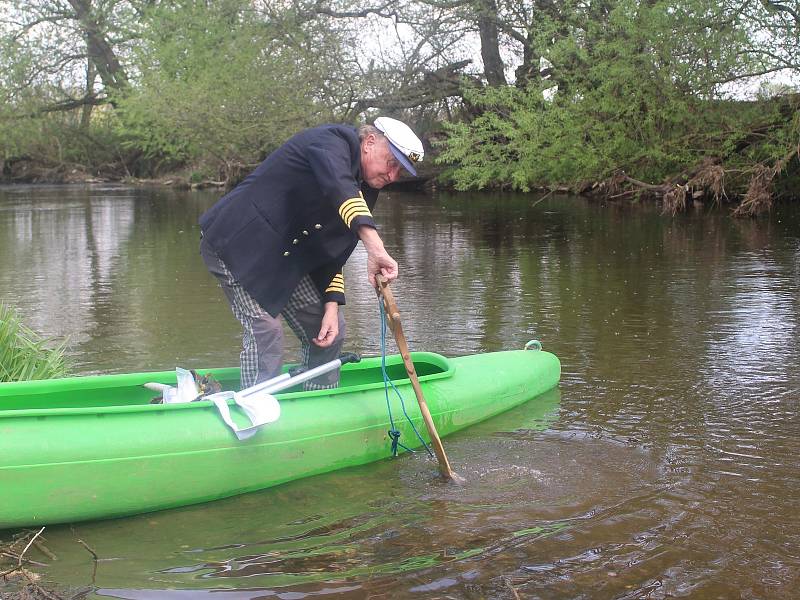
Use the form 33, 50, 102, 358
358, 124, 383, 141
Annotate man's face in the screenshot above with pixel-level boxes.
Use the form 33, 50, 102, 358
361, 134, 403, 189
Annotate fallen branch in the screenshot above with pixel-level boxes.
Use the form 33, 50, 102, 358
71, 526, 100, 585
1, 527, 65, 599
33, 541, 57, 561
504, 576, 522, 600
0, 527, 45, 580
76, 538, 98, 561
733, 143, 800, 217
620, 174, 666, 191
592, 151, 793, 217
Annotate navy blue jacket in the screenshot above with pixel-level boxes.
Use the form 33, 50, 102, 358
199, 125, 379, 316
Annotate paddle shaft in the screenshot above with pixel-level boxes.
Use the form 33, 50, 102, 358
239, 353, 361, 399
376, 275, 456, 480
145, 356, 358, 403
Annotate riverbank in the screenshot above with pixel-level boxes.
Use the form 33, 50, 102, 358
0, 159, 225, 191
0, 159, 436, 193
2, 155, 797, 217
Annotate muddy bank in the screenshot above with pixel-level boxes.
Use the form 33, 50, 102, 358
3, 154, 796, 217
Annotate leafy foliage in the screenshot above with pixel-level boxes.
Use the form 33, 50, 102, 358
0, 0, 797, 211
0, 0, 365, 181
0, 303, 69, 382
439, 0, 799, 209
115, 0, 338, 178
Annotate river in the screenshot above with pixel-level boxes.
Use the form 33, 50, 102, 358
1, 184, 798, 599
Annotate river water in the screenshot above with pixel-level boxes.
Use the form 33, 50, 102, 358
1, 184, 798, 599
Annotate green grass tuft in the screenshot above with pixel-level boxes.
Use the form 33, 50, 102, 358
0, 303, 70, 382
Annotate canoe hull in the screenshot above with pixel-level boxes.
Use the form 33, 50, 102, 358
0, 350, 560, 528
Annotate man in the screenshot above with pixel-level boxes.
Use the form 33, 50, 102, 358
199, 117, 424, 390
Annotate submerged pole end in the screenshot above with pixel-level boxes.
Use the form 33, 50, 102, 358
444, 470, 466, 485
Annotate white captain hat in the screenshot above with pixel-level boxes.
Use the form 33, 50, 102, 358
374, 116, 424, 176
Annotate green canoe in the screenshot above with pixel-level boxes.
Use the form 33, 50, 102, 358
0, 348, 560, 528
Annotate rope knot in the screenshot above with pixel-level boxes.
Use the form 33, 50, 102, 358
388, 429, 402, 456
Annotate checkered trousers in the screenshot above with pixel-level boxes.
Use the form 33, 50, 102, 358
200, 238, 345, 391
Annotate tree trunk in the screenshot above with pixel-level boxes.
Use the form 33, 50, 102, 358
80, 51, 96, 129
514, 36, 537, 86
476, 0, 506, 86
67, 0, 129, 94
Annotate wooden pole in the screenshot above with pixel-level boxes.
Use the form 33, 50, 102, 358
376, 275, 458, 481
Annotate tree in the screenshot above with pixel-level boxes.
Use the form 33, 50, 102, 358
1, 0, 796, 212
0, 0, 368, 180
437, 0, 800, 215
0, 0, 141, 178
0, 0, 138, 111
115, 0, 337, 180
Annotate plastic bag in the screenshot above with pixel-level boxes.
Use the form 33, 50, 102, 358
162, 367, 200, 403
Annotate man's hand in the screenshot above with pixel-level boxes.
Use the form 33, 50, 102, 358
366, 247, 398, 287
313, 302, 340, 347
358, 225, 398, 287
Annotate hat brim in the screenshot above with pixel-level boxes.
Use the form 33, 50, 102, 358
387, 141, 417, 177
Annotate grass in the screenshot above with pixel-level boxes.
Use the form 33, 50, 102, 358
0, 306, 70, 597
0, 303, 69, 382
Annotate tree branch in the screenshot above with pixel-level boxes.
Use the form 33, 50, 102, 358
307, 1, 399, 20
349, 59, 475, 114
763, 0, 800, 24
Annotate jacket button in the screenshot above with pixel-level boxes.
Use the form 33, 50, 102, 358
315, 224, 322, 229
283, 251, 290, 257
292, 238, 299, 244
302, 230, 309, 236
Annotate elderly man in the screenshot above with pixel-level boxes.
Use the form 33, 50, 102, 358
199, 117, 424, 389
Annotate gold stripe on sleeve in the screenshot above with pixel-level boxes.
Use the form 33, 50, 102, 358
326, 273, 345, 294
338, 196, 372, 228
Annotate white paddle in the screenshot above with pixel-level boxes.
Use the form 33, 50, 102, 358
237, 352, 361, 401
209, 353, 363, 440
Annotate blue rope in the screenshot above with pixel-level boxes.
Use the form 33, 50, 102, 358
379, 298, 434, 458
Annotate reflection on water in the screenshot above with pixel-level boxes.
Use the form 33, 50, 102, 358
0, 186, 136, 344
1, 185, 799, 598
0, 184, 232, 372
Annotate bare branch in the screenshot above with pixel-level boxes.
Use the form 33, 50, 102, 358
312, 1, 400, 20
349, 58, 475, 114
762, 0, 800, 24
